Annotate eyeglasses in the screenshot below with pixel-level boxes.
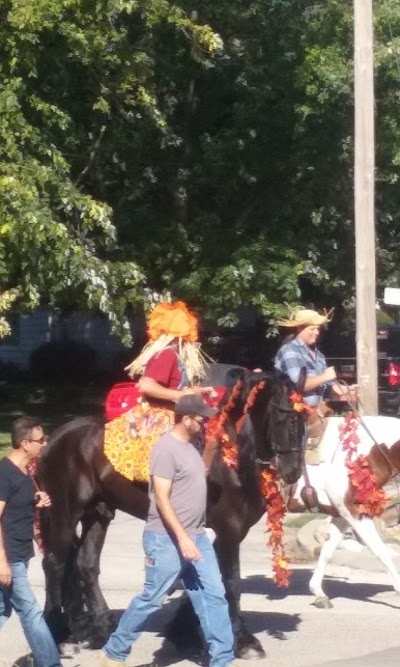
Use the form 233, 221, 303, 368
191, 416, 205, 424
29, 435, 47, 445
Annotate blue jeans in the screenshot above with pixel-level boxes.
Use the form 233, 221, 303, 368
0, 561, 61, 667
104, 531, 235, 667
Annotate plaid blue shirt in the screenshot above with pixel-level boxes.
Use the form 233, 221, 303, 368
274, 337, 328, 406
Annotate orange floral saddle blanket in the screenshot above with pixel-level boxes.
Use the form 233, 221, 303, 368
104, 402, 175, 482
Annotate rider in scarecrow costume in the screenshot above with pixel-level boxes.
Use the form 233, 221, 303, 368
104, 301, 214, 481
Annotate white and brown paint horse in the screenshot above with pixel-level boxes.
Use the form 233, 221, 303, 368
289, 415, 400, 607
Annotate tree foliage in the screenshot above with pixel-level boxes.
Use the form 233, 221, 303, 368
1, 1, 400, 340
0, 0, 221, 341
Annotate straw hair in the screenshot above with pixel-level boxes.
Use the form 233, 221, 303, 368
125, 335, 210, 383
125, 334, 175, 378
277, 307, 334, 328
125, 301, 213, 383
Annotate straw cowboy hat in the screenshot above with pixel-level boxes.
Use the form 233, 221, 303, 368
277, 308, 334, 328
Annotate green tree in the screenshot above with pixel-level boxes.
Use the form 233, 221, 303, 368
3, 0, 400, 341
0, 0, 221, 341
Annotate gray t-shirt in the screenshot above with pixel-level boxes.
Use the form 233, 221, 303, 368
145, 432, 206, 534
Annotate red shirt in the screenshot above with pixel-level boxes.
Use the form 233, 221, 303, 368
143, 348, 182, 389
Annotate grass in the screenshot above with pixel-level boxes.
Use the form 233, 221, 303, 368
0, 380, 106, 458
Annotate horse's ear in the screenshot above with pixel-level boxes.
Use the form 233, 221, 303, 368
296, 367, 307, 393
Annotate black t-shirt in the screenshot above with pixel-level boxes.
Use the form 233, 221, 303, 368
0, 457, 35, 562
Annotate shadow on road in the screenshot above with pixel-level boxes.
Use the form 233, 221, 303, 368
241, 570, 400, 608
109, 593, 301, 666
241, 610, 301, 639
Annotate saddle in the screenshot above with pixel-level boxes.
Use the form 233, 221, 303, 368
304, 401, 334, 465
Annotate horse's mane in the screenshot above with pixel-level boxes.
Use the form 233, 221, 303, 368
215, 368, 284, 490
220, 367, 290, 421
42, 415, 104, 461
221, 368, 277, 409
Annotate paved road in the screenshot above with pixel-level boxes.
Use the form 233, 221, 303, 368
312, 648, 399, 667
1, 512, 400, 667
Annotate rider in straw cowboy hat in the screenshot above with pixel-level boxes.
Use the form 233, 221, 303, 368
274, 307, 357, 408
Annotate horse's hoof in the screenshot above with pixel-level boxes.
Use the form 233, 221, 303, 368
59, 642, 80, 658
312, 596, 333, 609
45, 610, 71, 645
236, 636, 266, 660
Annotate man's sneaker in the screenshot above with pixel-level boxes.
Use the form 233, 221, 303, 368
99, 651, 126, 666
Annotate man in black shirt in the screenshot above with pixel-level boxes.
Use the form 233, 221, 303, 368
0, 416, 61, 667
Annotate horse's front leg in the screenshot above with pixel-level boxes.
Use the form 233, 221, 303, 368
41, 510, 82, 644
344, 514, 400, 594
69, 502, 116, 648
214, 537, 266, 659
309, 517, 347, 608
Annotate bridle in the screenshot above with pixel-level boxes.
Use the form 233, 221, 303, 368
265, 396, 305, 465
222, 374, 304, 470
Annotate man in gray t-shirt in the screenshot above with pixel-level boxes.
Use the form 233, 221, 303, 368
146, 430, 207, 535
102, 395, 236, 667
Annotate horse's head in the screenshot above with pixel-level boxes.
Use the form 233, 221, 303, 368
221, 369, 305, 485
264, 370, 306, 483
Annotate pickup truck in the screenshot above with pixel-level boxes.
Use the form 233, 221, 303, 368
324, 325, 400, 415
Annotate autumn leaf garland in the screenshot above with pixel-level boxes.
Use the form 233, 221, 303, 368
205, 380, 291, 588
339, 413, 388, 518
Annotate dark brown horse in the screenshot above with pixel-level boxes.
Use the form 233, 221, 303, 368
37, 369, 306, 659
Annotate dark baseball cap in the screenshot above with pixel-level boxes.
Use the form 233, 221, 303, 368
175, 394, 218, 418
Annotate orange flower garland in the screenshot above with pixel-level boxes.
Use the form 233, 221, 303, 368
290, 392, 313, 415
205, 378, 291, 587
260, 469, 291, 587
338, 412, 360, 457
205, 416, 240, 470
221, 434, 239, 469
346, 456, 388, 517
339, 412, 388, 518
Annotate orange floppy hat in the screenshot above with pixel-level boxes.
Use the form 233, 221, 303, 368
125, 300, 206, 381
147, 301, 198, 343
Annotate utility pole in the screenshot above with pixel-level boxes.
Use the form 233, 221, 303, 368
354, 0, 377, 414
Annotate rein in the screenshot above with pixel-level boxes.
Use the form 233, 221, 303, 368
27, 462, 42, 493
